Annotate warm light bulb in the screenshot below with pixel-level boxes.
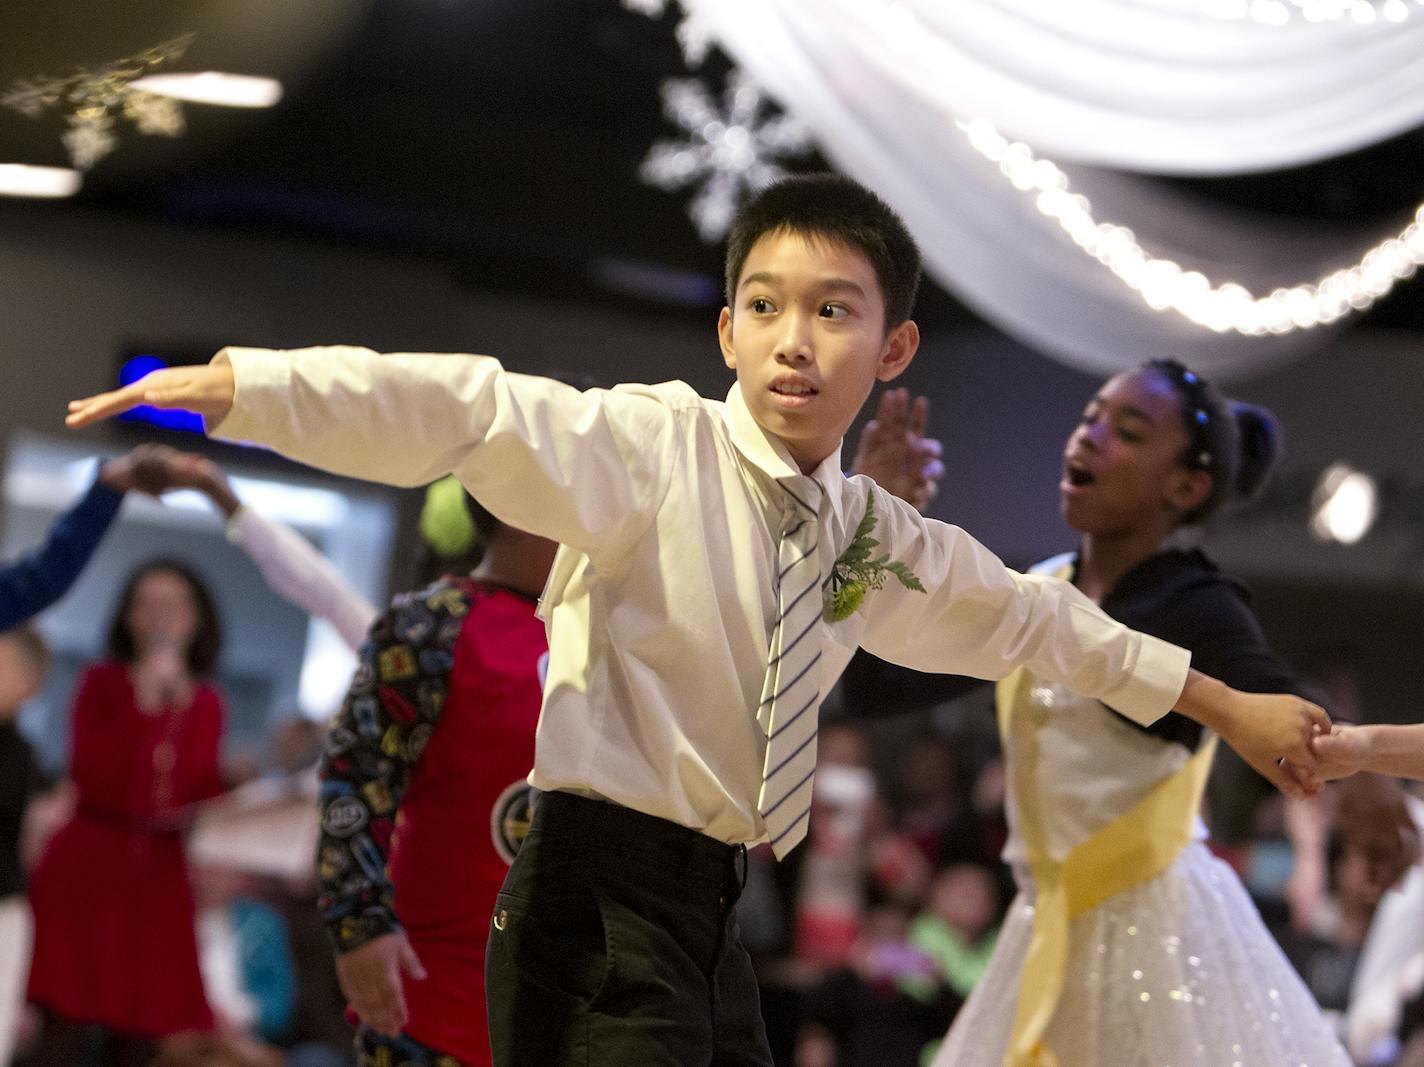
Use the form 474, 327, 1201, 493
0, 164, 82, 198
1309, 463, 1379, 544
131, 72, 283, 109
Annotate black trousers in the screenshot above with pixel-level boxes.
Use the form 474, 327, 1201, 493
485, 791, 774, 1067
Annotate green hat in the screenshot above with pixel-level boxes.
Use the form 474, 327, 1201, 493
418, 475, 477, 558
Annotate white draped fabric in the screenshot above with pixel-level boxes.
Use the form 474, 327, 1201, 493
687, 0, 1424, 175
682, 0, 1424, 379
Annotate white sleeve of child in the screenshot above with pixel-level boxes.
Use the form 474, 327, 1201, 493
855, 483, 1189, 727
208, 346, 677, 560
226, 506, 378, 652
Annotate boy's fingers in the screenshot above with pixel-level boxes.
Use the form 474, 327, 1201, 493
909, 395, 929, 439
881, 389, 907, 436
65, 387, 141, 427
874, 389, 896, 426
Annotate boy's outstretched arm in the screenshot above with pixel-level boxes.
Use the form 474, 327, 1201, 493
851, 490, 1330, 799
1172, 669, 1330, 798
1312, 722, 1424, 782
67, 347, 673, 560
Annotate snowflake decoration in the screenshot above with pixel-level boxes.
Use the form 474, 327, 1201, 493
640, 71, 813, 241
1, 33, 194, 170
622, 0, 716, 67
62, 110, 118, 170
674, 8, 716, 67
123, 91, 186, 137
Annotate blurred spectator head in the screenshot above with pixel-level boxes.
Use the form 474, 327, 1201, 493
107, 558, 222, 676
1337, 774, 1420, 900
0, 625, 49, 720
851, 906, 938, 985
819, 719, 869, 769
925, 863, 999, 945
898, 730, 961, 807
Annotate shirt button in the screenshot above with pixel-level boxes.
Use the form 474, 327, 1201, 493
494, 909, 508, 931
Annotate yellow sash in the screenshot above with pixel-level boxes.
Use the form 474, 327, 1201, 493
996, 573, 1216, 1067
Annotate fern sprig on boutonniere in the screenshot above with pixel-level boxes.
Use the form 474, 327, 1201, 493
823, 488, 926, 622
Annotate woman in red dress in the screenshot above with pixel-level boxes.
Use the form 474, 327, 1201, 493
26, 559, 227, 1066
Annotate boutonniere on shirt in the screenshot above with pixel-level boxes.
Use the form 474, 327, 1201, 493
823, 488, 925, 622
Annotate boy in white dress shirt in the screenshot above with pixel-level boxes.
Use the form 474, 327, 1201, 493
67, 174, 1328, 1066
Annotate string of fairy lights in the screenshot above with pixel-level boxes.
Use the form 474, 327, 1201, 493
956, 117, 1424, 336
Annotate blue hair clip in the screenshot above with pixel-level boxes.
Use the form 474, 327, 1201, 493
1194, 409, 1209, 425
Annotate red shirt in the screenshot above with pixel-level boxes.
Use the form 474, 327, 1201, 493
319, 580, 545, 1064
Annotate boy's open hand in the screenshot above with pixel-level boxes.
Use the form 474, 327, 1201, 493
850, 388, 943, 512
66, 362, 235, 430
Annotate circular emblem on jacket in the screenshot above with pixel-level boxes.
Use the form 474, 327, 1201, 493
490, 779, 537, 864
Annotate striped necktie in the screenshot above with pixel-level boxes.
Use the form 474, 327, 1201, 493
757, 474, 823, 859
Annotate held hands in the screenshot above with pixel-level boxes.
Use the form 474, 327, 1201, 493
1175, 672, 1328, 798
850, 388, 944, 512
67, 362, 235, 430
334, 930, 428, 1039
163, 453, 242, 517
96, 443, 188, 496
1210, 687, 1331, 800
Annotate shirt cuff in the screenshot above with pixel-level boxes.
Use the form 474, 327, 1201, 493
208, 347, 293, 444
223, 504, 249, 545
81, 478, 126, 518
1100, 633, 1191, 727
324, 908, 400, 955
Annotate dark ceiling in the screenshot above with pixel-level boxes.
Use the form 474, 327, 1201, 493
2, 0, 1421, 331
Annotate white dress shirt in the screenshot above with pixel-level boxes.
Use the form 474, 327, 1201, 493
212, 346, 1190, 847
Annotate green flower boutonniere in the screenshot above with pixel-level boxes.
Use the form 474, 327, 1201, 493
823, 488, 926, 622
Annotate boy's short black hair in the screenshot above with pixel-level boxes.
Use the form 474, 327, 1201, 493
724, 173, 922, 329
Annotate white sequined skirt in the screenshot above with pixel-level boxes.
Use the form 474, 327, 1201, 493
931, 842, 1351, 1066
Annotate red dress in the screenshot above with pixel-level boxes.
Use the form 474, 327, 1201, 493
27, 661, 225, 1037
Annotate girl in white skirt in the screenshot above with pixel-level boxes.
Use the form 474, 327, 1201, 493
925, 360, 1351, 1066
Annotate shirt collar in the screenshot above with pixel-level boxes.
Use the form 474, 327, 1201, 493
722, 381, 848, 530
